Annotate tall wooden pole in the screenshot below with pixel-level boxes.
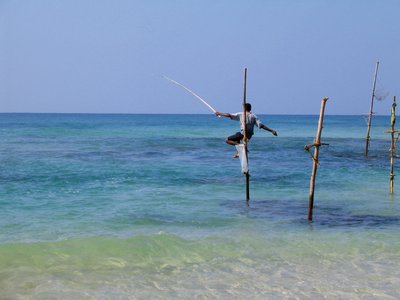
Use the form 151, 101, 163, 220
390, 96, 396, 193
243, 67, 250, 202
365, 61, 380, 157
306, 97, 329, 221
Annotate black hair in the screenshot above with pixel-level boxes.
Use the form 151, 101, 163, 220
246, 103, 252, 112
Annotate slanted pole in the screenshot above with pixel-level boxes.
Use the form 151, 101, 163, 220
365, 61, 380, 157
243, 67, 250, 202
306, 97, 329, 221
390, 96, 397, 193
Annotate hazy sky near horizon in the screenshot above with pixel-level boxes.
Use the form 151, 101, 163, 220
1, 0, 399, 115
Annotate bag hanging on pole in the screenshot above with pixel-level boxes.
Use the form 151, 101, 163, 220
235, 144, 248, 174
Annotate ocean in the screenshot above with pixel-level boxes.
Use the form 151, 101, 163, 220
0, 113, 399, 299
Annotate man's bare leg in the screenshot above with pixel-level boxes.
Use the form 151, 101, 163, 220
225, 139, 240, 158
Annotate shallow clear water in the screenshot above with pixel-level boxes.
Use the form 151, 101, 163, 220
1, 113, 399, 299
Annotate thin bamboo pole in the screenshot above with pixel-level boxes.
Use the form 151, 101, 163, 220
243, 67, 250, 202
390, 96, 396, 193
306, 97, 329, 221
365, 61, 380, 157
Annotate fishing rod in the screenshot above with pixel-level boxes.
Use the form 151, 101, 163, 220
163, 75, 219, 115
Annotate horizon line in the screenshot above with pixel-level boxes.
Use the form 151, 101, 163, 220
0, 112, 392, 117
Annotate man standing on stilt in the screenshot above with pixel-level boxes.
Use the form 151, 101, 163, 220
215, 103, 278, 157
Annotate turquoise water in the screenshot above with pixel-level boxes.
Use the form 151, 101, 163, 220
1, 113, 400, 299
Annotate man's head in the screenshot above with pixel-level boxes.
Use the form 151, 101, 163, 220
246, 103, 252, 112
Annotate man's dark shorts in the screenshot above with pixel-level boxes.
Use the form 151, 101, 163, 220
227, 132, 244, 143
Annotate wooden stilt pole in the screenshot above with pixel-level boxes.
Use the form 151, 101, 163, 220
389, 96, 397, 193
305, 97, 329, 221
365, 61, 379, 157
243, 67, 250, 202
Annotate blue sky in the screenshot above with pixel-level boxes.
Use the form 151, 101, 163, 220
1, 0, 399, 115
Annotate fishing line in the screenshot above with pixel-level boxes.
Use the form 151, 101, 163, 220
163, 75, 218, 114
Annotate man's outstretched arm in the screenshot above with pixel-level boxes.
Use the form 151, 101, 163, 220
215, 112, 233, 119
260, 124, 278, 136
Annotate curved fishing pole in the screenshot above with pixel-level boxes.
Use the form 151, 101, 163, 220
163, 75, 219, 115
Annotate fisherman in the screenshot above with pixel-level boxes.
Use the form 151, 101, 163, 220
215, 103, 278, 157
